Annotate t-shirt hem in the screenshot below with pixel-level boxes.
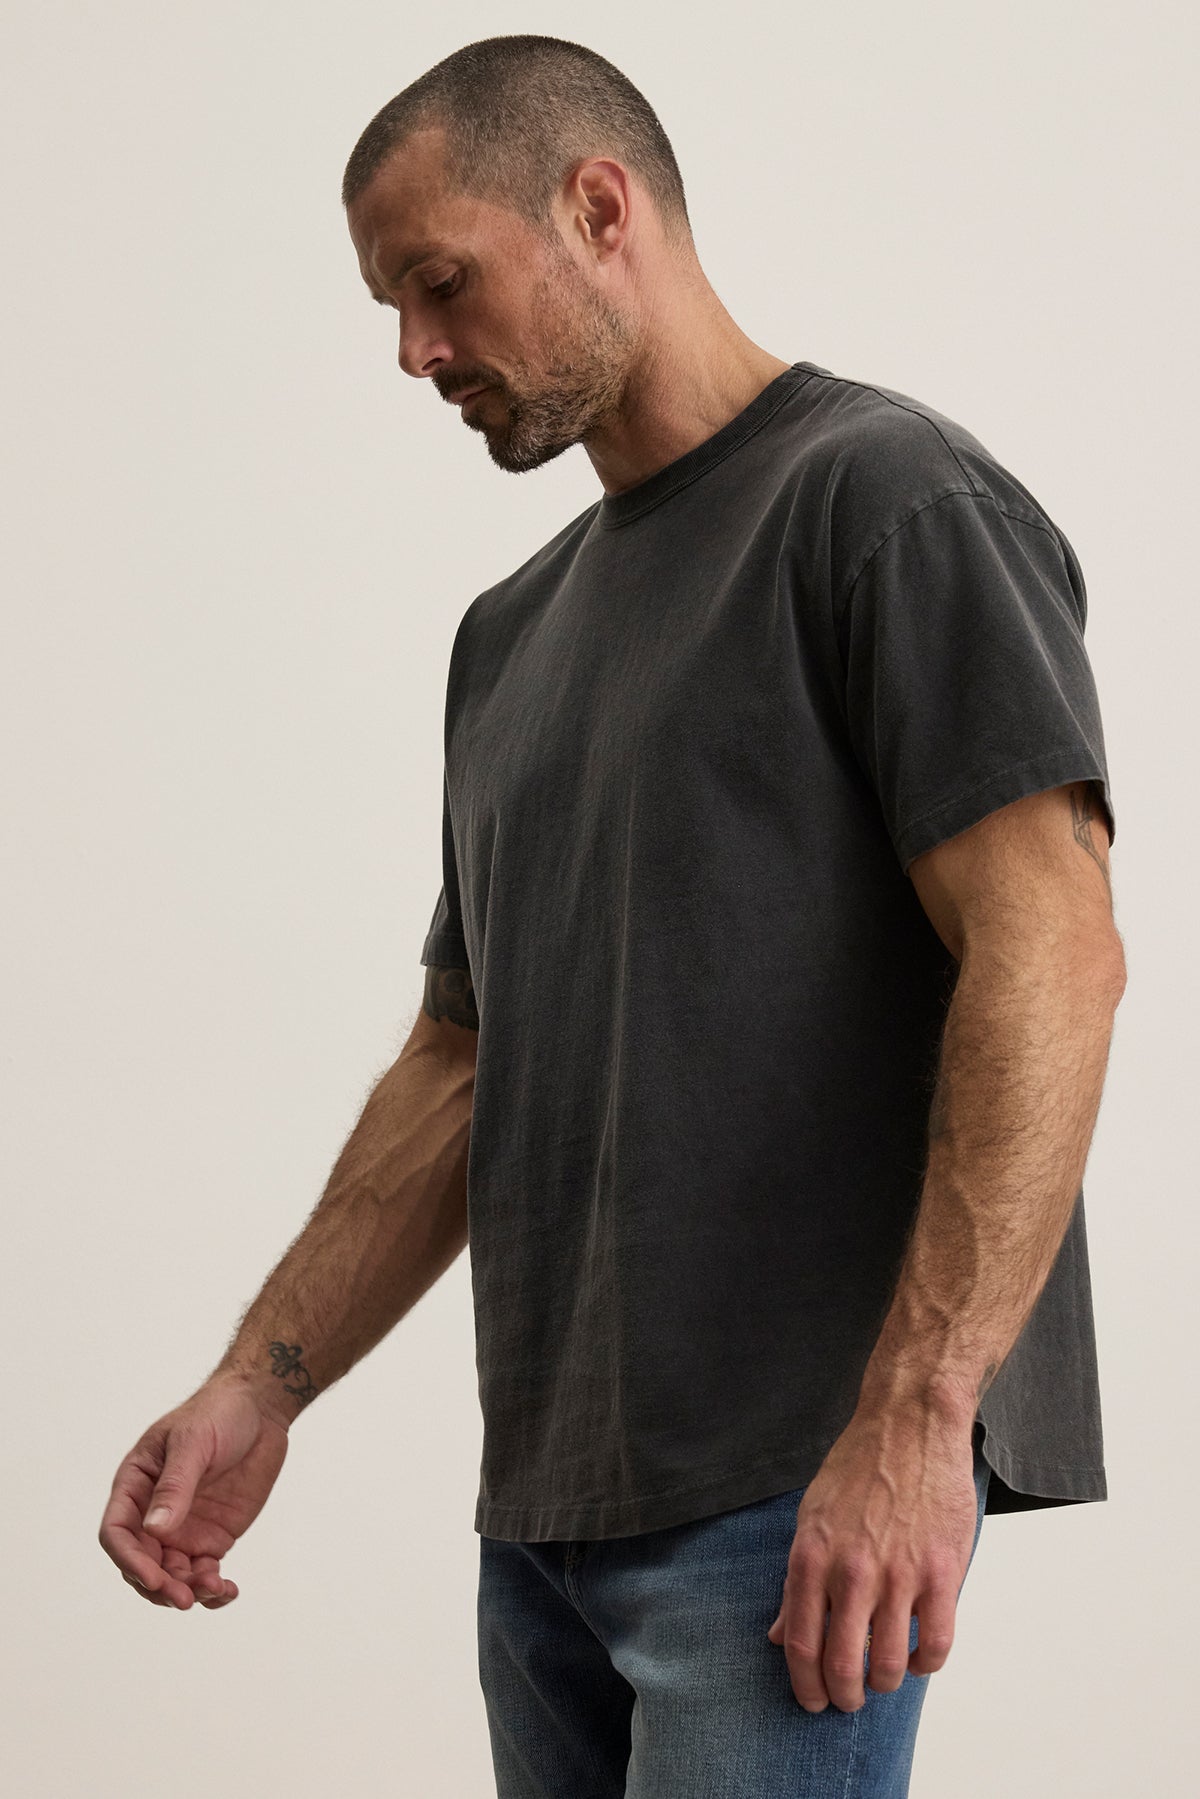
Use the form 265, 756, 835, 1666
475, 1449, 825, 1540
474, 1429, 1109, 1539
976, 1420, 1108, 1506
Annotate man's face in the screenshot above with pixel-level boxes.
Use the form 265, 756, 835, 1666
347, 128, 637, 474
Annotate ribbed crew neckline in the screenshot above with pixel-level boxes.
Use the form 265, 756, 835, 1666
594, 361, 823, 529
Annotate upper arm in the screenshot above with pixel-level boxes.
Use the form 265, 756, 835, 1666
408, 963, 480, 1067
906, 779, 1124, 977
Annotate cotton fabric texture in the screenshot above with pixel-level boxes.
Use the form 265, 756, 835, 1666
420, 359, 1116, 1541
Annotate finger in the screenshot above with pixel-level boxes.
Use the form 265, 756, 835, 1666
864, 1590, 913, 1696
152, 1550, 199, 1609
100, 1453, 202, 1605
188, 1555, 229, 1604
908, 1581, 957, 1678
121, 1565, 195, 1607
822, 1580, 875, 1712
100, 1515, 171, 1592
101, 1443, 169, 1537
158, 1583, 197, 1609
99, 1473, 163, 1570
153, 1576, 197, 1608
142, 1425, 210, 1538
100, 1516, 196, 1604
122, 1568, 158, 1599
107, 1439, 163, 1494
781, 1578, 832, 1713
99, 1456, 192, 1596
121, 1569, 179, 1607
198, 1580, 239, 1608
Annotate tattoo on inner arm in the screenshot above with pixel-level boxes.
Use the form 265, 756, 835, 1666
423, 964, 479, 1030
268, 1340, 318, 1408
1069, 781, 1113, 897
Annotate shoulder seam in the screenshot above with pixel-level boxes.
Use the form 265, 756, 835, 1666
808, 371, 991, 500
834, 486, 1063, 623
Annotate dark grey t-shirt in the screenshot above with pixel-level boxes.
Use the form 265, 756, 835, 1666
421, 359, 1116, 1541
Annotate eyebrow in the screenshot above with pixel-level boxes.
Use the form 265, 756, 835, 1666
368, 244, 446, 303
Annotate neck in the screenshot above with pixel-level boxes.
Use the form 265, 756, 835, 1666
584, 279, 793, 497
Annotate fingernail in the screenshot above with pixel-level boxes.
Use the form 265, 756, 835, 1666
146, 1507, 170, 1528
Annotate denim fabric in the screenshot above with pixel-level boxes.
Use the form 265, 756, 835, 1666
477, 1422, 991, 1797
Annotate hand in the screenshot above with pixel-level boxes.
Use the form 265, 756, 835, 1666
98, 1375, 290, 1610
765, 1403, 978, 1712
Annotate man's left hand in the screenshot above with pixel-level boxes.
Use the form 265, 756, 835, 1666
765, 1403, 979, 1713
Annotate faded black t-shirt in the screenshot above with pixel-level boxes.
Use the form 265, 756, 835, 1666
420, 360, 1116, 1541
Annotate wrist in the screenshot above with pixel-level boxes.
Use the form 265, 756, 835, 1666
853, 1365, 979, 1434
205, 1364, 298, 1431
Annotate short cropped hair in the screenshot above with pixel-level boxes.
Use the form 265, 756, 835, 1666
341, 34, 692, 251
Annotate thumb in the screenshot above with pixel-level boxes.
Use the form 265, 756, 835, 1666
144, 1431, 207, 1534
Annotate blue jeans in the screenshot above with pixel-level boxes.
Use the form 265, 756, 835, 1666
477, 1421, 991, 1797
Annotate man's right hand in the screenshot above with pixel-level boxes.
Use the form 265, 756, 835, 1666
98, 1375, 290, 1609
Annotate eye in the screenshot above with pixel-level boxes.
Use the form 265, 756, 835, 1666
429, 273, 461, 300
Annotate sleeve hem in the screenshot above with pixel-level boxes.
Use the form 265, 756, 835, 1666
896, 750, 1116, 874
420, 929, 471, 970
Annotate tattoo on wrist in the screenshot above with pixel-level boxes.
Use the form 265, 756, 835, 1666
268, 1340, 318, 1409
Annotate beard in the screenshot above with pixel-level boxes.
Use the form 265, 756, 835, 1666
464, 235, 638, 475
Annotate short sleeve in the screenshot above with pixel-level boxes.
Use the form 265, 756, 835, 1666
836, 490, 1116, 874
419, 767, 472, 971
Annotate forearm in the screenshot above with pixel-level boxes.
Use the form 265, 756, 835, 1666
207, 1035, 474, 1427
855, 927, 1125, 1429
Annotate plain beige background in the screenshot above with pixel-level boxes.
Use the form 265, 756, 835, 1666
3, 3, 1194, 1794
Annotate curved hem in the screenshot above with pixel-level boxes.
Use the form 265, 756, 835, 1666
474, 1426, 1108, 1540
976, 1418, 1107, 1511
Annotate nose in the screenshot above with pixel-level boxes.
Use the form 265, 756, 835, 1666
397, 320, 454, 384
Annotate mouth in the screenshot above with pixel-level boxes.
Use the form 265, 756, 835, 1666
452, 386, 488, 409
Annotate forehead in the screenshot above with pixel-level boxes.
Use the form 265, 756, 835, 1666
348, 129, 477, 286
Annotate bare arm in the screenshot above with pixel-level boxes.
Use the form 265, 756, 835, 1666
209, 963, 479, 1427
767, 782, 1126, 1713
856, 779, 1125, 1422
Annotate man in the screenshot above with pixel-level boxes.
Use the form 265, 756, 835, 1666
99, 33, 1125, 1798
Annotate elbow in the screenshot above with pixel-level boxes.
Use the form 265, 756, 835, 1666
1098, 913, 1128, 998
1088, 928, 1127, 1009
1108, 939, 1128, 1007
